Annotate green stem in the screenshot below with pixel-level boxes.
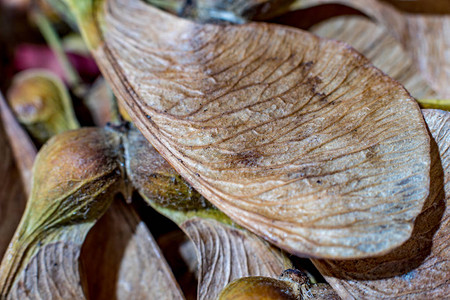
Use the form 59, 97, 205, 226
31, 9, 84, 95
145, 0, 185, 15
417, 99, 450, 111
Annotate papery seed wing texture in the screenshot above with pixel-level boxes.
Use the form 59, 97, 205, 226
310, 15, 438, 100
293, 0, 450, 99
312, 109, 450, 298
182, 218, 288, 300
83, 0, 431, 258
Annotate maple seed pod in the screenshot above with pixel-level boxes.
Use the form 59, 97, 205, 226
7, 69, 79, 144
124, 127, 211, 211
218, 269, 339, 300
218, 269, 304, 300
0, 128, 126, 298
219, 276, 299, 300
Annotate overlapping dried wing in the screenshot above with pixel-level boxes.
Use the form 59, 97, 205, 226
296, 0, 450, 98
404, 14, 450, 98
7, 242, 88, 300
0, 91, 36, 195
310, 15, 438, 99
0, 93, 27, 258
182, 218, 289, 300
82, 199, 185, 300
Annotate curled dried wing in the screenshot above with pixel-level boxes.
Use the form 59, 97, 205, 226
0, 92, 28, 259
0, 91, 36, 196
82, 199, 185, 300
0, 94, 27, 258
292, 0, 450, 98
182, 218, 289, 300
310, 15, 438, 99
7, 243, 87, 300
90, 0, 430, 258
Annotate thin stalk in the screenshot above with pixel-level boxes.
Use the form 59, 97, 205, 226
417, 99, 450, 111
146, 0, 185, 15
31, 8, 85, 96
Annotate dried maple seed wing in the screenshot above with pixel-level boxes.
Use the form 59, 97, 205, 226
124, 127, 291, 300
66, 0, 431, 259
0, 91, 36, 196
84, 77, 119, 126
0, 128, 126, 298
146, 0, 450, 97
283, 0, 450, 98
310, 15, 438, 99
7, 69, 79, 144
81, 198, 185, 300
312, 109, 450, 299
183, 218, 291, 300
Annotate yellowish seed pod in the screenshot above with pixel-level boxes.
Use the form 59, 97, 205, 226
218, 269, 339, 300
219, 276, 299, 300
7, 69, 79, 144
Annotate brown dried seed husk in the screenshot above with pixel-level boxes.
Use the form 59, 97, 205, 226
312, 109, 450, 299
1, 123, 185, 299
89, 0, 431, 259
